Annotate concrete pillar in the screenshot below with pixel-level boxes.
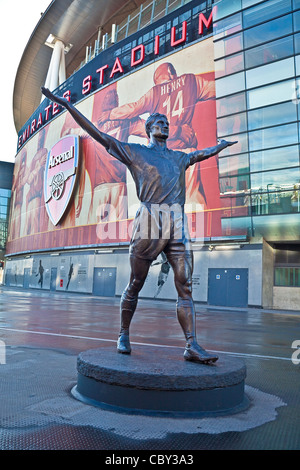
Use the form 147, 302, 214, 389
49, 40, 65, 90
58, 42, 66, 84
43, 39, 66, 101
262, 239, 274, 308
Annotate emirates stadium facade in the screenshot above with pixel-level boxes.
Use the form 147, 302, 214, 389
4, 0, 300, 310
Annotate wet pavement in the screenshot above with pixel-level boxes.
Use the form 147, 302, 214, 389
0, 285, 299, 453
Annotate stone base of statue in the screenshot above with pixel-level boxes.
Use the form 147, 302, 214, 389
71, 344, 249, 417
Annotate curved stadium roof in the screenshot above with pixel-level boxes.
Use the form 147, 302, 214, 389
13, 0, 144, 133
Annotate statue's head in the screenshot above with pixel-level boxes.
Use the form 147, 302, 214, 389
145, 113, 169, 139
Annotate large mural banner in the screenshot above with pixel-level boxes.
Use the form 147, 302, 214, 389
6, 37, 243, 256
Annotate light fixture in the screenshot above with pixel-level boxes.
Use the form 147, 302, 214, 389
215, 245, 241, 250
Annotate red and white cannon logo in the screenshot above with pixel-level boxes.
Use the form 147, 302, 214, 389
44, 135, 79, 225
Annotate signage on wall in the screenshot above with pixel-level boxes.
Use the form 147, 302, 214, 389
17, 2, 215, 150
44, 135, 79, 225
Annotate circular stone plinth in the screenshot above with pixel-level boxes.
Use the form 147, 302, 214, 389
72, 344, 248, 417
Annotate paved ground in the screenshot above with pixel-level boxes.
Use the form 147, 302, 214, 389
0, 285, 299, 455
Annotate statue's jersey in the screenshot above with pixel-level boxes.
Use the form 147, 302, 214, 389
106, 139, 192, 206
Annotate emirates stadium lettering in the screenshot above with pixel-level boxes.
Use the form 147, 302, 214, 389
81, 9, 215, 96
18, 7, 215, 149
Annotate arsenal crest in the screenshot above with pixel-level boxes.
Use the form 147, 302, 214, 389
44, 135, 79, 225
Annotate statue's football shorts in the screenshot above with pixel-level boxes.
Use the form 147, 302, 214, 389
129, 203, 192, 261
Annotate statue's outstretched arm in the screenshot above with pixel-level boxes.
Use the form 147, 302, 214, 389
188, 139, 238, 166
41, 87, 113, 150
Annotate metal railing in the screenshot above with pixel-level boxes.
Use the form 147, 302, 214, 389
76, 0, 194, 72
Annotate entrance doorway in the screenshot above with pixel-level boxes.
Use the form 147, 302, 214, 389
93, 267, 116, 296
50, 268, 57, 291
208, 268, 248, 308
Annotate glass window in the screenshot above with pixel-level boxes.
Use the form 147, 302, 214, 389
244, 15, 293, 49
245, 36, 294, 69
249, 123, 298, 151
242, 0, 265, 7
216, 92, 246, 117
173, 9, 191, 25
213, 13, 242, 39
248, 101, 297, 130
217, 112, 247, 136
243, 0, 291, 29
250, 166, 300, 191
294, 33, 300, 55
295, 54, 300, 75
251, 189, 294, 214
275, 267, 300, 287
253, 197, 300, 217
219, 174, 250, 194
215, 53, 244, 78
277, 267, 293, 287
144, 31, 155, 54
220, 215, 252, 236
215, 71, 245, 97
296, 124, 300, 153
218, 132, 249, 156
294, 10, 300, 32
0, 189, 11, 197
250, 145, 300, 172
246, 58, 294, 89
219, 154, 250, 177
0, 206, 7, 217
214, 0, 242, 21
293, 0, 300, 9
247, 79, 295, 108
192, 2, 207, 16
214, 33, 243, 59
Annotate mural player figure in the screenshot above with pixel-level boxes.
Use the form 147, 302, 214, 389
36, 260, 44, 288
66, 262, 74, 290
152, 252, 171, 299
41, 86, 237, 364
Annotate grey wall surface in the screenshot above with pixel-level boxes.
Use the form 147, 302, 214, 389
4, 244, 263, 306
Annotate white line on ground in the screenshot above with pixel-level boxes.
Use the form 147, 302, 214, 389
0, 326, 292, 362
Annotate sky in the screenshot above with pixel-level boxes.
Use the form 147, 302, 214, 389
0, 0, 51, 163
